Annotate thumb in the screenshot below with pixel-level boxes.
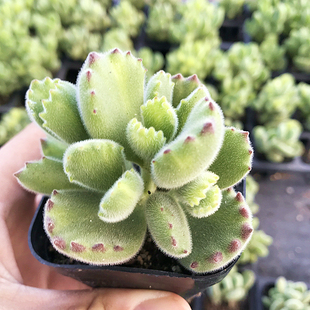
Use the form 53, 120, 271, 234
1, 282, 191, 310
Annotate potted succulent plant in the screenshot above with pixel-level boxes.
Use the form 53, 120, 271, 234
15, 49, 253, 298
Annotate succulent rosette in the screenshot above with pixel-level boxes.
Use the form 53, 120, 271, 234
16, 49, 253, 273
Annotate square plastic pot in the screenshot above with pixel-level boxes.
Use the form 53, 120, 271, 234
28, 180, 245, 299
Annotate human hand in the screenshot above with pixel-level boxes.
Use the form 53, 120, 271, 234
0, 123, 191, 310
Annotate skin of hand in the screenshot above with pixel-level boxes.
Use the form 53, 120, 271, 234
0, 123, 191, 310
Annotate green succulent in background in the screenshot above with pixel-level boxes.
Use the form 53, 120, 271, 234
204, 83, 219, 103
166, 38, 221, 80
244, 0, 280, 12
212, 45, 267, 122
212, 50, 231, 81
127, 0, 146, 9
218, 0, 246, 20
0, 0, 61, 98
253, 119, 304, 163
110, 1, 145, 38
297, 82, 310, 131
245, 2, 289, 42
170, 0, 224, 43
35, 0, 111, 31
0, 108, 31, 146
16, 49, 254, 273
208, 266, 255, 308
259, 34, 287, 72
218, 72, 255, 120
36, 0, 110, 61
263, 277, 310, 310
224, 118, 244, 130
285, 27, 310, 73
251, 74, 299, 125
283, 0, 310, 34
212, 44, 269, 121
101, 28, 134, 53
97, 0, 112, 7
225, 43, 270, 90
135, 47, 164, 80
238, 217, 273, 265
245, 175, 259, 215
60, 26, 102, 60
145, 0, 178, 42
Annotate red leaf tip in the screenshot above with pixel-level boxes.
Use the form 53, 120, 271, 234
239, 206, 250, 218
171, 236, 177, 247
228, 239, 241, 253
92, 243, 105, 252
88, 52, 100, 65
201, 121, 214, 135
53, 237, 66, 250
209, 251, 223, 264
114, 245, 124, 252
71, 242, 86, 252
111, 48, 120, 54
172, 73, 183, 80
190, 261, 199, 269
241, 223, 253, 240
235, 192, 244, 202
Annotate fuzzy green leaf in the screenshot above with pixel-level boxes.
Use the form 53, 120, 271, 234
209, 127, 253, 189
182, 185, 222, 218
40, 81, 89, 144
141, 96, 178, 142
26, 77, 60, 129
144, 70, 174, 103
44, 190, 147, 265
15, 157, 81, 195
98, 169, 144, 223
126, 118, 166, 162
176, 86, 210, 135
178, 189, 253, 273
145, 192, 192, 258
171, 74, 204, 108
41, 136, 68, 162
173, 171, 219, 207
63, 139, 126, 192
77, 50, 145, 162
151, 99, 224, 189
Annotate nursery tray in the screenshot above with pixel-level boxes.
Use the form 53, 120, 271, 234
28, 181, 245, 299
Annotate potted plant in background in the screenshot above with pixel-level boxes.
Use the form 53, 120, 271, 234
15, 48, 254, 298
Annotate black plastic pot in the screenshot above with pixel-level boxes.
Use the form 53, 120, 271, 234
248, 276, 276, 310
28, 181, 245, 299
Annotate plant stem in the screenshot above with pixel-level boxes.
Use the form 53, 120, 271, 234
140, 167, 157, 203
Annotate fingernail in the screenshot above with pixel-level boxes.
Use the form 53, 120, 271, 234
135, 295, 189, 310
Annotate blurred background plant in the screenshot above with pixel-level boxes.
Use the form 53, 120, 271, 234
253, 119, 304, 163
0, 0, 61, 98
259, 34, 287, 72
297, 83, 310, 131
251, 74, 300, 125
284, 27, 310, 73
207, 266, 256, 309
0, 107, 30, 146
263, 277, 310, 310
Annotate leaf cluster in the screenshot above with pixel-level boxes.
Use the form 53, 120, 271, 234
251, 74, 299, 125
16, 50, 254, 273
263, 277, 310, 310
253, 119, 304, 162
208, 266, 256, 307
